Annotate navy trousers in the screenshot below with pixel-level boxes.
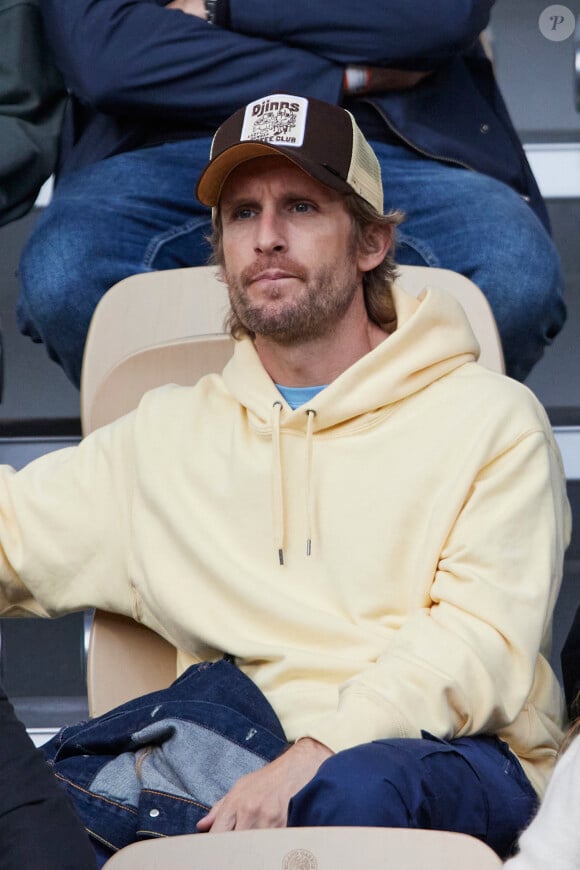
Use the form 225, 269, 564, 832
289, 731, 537, 859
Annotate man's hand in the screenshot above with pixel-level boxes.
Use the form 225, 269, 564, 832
196, 738, 333, 832
165, 0, 206, 17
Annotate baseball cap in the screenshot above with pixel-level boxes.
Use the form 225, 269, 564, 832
196, 93, 384, 214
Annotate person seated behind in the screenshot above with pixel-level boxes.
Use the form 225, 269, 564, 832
0, 0, 65, 227
17, 0, 565, 385
504, 707, 580, 869
0, 95, 571, 863
505, 609, 580, 868
0, 680, 96, 868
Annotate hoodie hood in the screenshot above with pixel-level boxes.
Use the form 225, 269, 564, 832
222, 284, 480, 564
222, 284, 480, 433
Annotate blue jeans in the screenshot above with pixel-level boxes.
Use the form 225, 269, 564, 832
18, 139, 565, 385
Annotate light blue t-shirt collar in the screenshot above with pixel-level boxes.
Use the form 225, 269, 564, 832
275, 383, 327, 410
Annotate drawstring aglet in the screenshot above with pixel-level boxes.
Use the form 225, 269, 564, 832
278, 548, 284, 566
306, 539, 312, 556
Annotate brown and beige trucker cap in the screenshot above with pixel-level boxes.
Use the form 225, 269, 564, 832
196, 93, 384, 213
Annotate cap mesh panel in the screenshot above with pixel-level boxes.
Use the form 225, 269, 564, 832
346, 117, 384, 214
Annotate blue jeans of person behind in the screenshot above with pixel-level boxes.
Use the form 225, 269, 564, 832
18, 139, 565, 385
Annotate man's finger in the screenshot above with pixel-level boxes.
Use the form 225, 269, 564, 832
196, 800, 220, 832
206, 808, 237, 832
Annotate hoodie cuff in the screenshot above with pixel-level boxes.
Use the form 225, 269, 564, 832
298, 692, 417, 754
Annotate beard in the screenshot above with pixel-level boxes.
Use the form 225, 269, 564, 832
225, 253, 360, 345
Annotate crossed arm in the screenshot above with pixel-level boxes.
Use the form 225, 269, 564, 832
168, 0, 432, 94
38, 0, 493, 119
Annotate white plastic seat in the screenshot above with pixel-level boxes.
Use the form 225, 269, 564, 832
102, 825, 503, 869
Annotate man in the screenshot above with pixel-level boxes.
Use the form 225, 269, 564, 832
17, 1, 564, 384
0, 95, 570, 861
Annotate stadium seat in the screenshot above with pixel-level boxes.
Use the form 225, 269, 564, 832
102, 825, 503, 869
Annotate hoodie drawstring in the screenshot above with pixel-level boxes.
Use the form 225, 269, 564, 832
270, 402, 317, 564
271, 401, 285, 565
305, 408, 316, 557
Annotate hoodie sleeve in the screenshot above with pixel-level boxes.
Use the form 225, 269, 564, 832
229, 0, 495, 66
300, 426, 570, 754
0, 411, 139, 619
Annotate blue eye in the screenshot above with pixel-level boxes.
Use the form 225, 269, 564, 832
292, 202, 312, 213
234, 207, 255, 220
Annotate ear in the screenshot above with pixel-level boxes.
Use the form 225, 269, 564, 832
356, 224, 394, 274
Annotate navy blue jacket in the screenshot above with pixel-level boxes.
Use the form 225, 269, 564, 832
38, 0, 549, 229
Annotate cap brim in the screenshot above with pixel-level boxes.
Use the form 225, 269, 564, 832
196, 141, 352, 207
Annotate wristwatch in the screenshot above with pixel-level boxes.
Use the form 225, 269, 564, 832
204, 0, 218, 23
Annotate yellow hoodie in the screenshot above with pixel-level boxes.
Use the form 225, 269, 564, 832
0, 286, 570, 796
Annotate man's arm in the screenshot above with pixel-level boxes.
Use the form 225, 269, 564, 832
197, 737, 332, 832
37, 0, 343, 124
0, 408, 138, 619
167, 0, 434, 93
301, 424, 569, 755
38, 0, 493, 126
227, 0, 495, 66
313, 430, 567, 754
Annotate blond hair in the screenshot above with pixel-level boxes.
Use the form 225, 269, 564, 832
560, 693, 580, 757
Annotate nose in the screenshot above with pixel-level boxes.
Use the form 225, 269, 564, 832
254, 209, 287, 255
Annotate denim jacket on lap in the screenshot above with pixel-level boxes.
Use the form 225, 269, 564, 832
42, 661, 288, 854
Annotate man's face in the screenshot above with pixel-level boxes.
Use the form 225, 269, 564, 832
219, 156, 364, 344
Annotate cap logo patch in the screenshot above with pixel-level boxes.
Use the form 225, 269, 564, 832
240, 94, 308, 148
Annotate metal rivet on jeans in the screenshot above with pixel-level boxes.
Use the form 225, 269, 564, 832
480, 123, 490, 133
149, 809, 160, 818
